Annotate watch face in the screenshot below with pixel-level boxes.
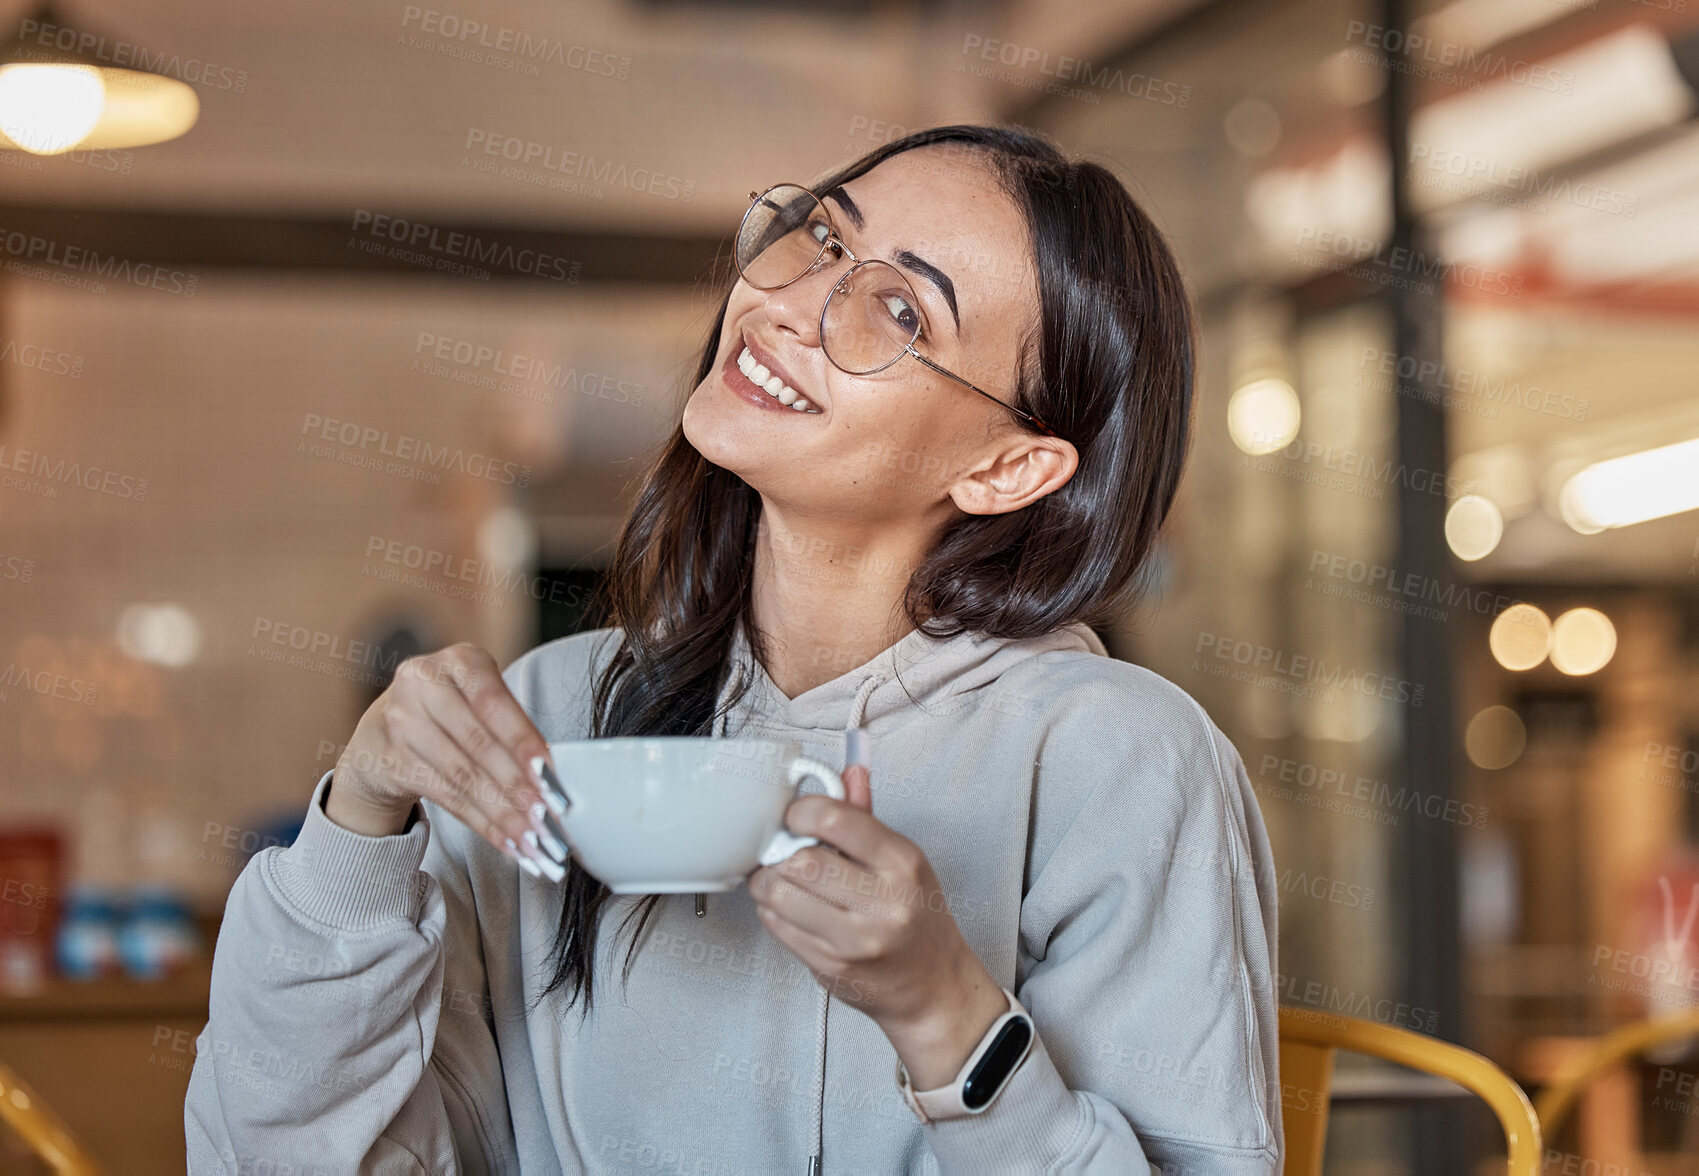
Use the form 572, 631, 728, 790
961, 1017, 1033, 1110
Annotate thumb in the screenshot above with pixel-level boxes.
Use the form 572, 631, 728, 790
843, 728, 873, 812
842, 764, 872, 812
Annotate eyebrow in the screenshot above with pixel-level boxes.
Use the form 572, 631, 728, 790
822, 185, 961, 333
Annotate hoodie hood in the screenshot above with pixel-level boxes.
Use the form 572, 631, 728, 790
707, 614, 1109, 1174
718, 614, 1109, 737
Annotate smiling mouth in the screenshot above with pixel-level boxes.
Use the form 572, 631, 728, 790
736, 345, 822, 413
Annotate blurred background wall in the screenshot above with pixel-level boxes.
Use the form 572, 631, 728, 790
1, 0, 1698, 1170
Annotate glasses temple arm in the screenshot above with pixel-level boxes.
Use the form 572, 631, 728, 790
904, 347, 1060, 438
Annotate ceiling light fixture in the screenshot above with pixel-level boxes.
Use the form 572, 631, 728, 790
1559, 436, 1699, 532
0, 1, 199, 155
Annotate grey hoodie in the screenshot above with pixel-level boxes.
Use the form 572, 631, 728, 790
185, 617, 1282, 1174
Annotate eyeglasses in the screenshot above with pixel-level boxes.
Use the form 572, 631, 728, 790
734, 182, 1060, 438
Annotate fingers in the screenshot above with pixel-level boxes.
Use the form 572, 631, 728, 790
447, 645, 554, 793
416, 648, 538, 809
764, 853, 858, 908
395, 708, 533, 854
754, 861, 870, 945
782, 796, 908, 873
756, 900, 845, 964
420, 649, 568, 845
429, 646, 569, 846
431, 642, 570, 836
406, 717, 565, 880
332, 642, 566, 878
387, 649, 564, 878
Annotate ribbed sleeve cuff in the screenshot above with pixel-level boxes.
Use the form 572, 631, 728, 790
268, 770, 432, 930
921, 1026, 1091, 1172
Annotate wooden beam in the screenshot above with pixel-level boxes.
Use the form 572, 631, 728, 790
0, 202, 731, 285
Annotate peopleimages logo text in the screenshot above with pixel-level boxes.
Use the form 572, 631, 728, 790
299, 415, 530, 487
349, 211, 581, 282
399, 7, 632, 78
1345, 20, 1575, 94
1195, 632, 1426, 706
959, 34, 1190, 105
0, 230, 200, 296
0, 443, 149, 500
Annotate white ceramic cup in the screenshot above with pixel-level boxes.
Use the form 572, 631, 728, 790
543, 737, 844, 893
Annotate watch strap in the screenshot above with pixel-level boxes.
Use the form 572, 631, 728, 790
895, 987, 1033, 1123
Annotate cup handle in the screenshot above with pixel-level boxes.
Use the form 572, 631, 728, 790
756, 756, 846, 867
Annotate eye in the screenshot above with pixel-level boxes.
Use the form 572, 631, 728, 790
878, 292, 924, 339
808, 218, 840, 254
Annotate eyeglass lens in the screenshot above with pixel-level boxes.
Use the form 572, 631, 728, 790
736, 185, 923, 376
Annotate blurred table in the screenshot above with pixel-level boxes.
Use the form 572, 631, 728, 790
0, 957, 212, 1174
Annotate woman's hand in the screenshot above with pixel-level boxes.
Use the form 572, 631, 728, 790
327, 643, 565, 877
747, 764, 1010, 1088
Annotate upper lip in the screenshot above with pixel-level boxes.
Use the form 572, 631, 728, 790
740, 330, 822, 410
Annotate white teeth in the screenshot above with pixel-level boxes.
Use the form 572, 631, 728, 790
737, 345, 821, 414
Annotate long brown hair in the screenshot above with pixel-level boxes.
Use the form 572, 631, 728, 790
529, 123, 1197, 1017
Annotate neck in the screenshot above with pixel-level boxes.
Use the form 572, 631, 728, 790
747, 503, 932, 700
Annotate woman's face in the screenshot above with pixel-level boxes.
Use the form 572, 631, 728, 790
682, 147, 1070, 527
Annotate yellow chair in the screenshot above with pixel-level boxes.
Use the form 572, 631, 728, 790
1278, 1005, 1542, 1176
1533, 1006, 1699, 1144
0, 1058, 103, 1175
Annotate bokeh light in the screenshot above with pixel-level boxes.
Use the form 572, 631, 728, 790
1227, 377, 1301, 456
117, 603, 202, 668
1466, 706, 1527, 769
1550, 607, 1616, 675
1489, 604, 1552, 671
1446, 494, 1505, 561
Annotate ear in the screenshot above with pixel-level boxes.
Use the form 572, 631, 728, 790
948, 436, 1079, 516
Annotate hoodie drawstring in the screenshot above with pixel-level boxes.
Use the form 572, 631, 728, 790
705, 631, 885, 1175
806, 672, 881, 1174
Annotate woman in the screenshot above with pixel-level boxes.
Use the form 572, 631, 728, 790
186, 124, 1282, 1174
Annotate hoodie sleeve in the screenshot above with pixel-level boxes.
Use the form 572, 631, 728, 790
183, 768, 521, 1175
919, 674, 1282, 1175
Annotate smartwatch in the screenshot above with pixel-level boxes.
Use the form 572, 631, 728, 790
895, 987, 1034, 1124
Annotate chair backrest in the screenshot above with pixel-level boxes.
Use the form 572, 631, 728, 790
1278, 1006, 1542, 1176
1534, 1006, 1699, 1139
0, 1058, 103, 1175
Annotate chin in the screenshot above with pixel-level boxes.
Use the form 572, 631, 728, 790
680, 382, 748, 471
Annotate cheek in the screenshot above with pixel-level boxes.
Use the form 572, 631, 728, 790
841, 410, 963, 500
719, 293, 764, 348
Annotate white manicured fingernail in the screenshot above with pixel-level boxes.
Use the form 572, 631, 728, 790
531, 755, 569, 817
527, 803, 568, 862
846, 727, 871, 769
522, 831, 566, 881
505, 838, 543, 878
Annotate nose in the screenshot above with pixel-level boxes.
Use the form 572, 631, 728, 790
759, 250, 851, 347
